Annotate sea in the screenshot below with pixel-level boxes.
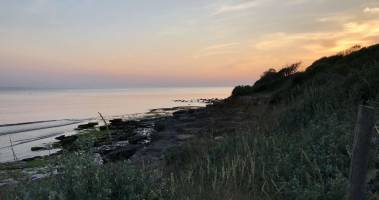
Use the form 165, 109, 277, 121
0, 87, 232, 163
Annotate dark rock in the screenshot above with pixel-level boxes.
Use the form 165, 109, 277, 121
128, 134, 148, 144
124, 120, 149, 128
109, 118, 123, 125
101, 145, 139, 162
173, 110, 188, 117
96, 145, 115, 155
154, 121, 166, 131
22, 156, 42, 162
118, 131, 137, 141
193, 109, 207, 116
76, 122, 98, 130
55, 135, 66, 141
187, 109, 195, 114
177, 115, 196, 122
109, 120, 153, 131
58, 135, 78, 146
31, 146, 48, 151
109, 120, 130, 129
76, 125, 87, 130
94, 136, 111, 147
87, 122, 98, 127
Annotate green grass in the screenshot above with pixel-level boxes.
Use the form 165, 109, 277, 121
5, 152, 168, 200
163, 44, 379, 199
163, 107, 357, 200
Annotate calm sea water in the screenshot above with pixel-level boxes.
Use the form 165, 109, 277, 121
0, 87, 232, 162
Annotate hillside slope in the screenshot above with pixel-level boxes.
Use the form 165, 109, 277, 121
167, 44, 379, 199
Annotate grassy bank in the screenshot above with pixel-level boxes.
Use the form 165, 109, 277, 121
3, 44, 379, 199
165, 44, 379, 199
164, 44, 379, 199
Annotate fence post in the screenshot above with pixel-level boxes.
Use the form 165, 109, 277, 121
348, 105, 376, 200
98, 112, 113, 144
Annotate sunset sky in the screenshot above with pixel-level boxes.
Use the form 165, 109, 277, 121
1, 0, 379, 88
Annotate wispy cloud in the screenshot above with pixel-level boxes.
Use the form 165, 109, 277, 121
194, 42, 240, 58
317, 15, 352, 23
255, 20, 379, 55
364, 7, 379, 14
214, 1, 259, 15
203, 42, 240, 51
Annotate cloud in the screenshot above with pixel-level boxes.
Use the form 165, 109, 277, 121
214, 1, 259, 15
194, 42, 240, 58
317, 15, 352, 23
255, 20, 379, 54
364, 7, 379, 14
203, 42, 240, 51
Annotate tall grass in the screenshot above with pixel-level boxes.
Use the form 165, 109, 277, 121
6, 152, 168, 200
163, 102, 357, 200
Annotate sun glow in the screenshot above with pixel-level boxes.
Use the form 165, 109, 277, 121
0, 1, 379, 87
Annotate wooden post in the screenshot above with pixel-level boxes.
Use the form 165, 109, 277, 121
348, 105, 376, 200
98, 112, 113, 144
8, 135, 17, 161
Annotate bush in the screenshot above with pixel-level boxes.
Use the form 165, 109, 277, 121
231, 85, 255, 96
232, 63, 300, 96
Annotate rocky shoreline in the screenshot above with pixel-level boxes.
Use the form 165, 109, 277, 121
0, 99, 232, 187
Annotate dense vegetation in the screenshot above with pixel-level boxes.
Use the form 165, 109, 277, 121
232, 44, 379, 99
165, 44, 379, 199
5, 44, 379, 199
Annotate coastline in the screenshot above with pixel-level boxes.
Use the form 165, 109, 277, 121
0, 100, 220, 187
0, 97, 225, 164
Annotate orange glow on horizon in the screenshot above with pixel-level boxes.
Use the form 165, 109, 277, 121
1, 1, 379, 87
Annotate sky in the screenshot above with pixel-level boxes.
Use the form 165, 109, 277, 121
1, 0, 379, 88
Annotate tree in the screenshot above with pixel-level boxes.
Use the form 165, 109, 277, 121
278, 62, 301, 77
